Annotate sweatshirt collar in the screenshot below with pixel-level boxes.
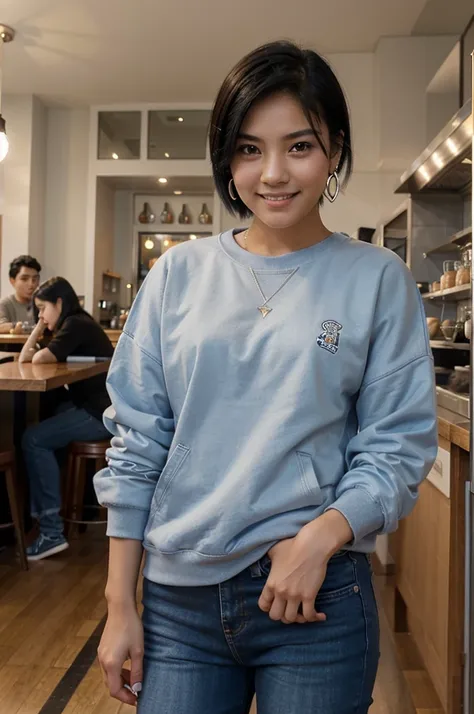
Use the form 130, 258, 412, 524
219, 229, 345, 271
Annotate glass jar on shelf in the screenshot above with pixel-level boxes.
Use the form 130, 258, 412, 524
441, 260, 459, 290
464, 308, 472, 341
453, 305, 469, 343
456, 244, 472, 286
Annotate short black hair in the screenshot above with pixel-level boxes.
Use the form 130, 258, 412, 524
209, 40, 353, 219
9, 255, 42, 280
34, 276, 86, 332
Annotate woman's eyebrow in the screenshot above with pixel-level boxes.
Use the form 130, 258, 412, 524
237, 129, 316, 142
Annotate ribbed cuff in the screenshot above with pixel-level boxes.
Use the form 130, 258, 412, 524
326, 488, 385, 544
106, 506, 150, 541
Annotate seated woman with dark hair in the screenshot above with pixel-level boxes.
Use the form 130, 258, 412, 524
20, 277, 113, 561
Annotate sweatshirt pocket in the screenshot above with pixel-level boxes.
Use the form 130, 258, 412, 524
296, 451, 323, 503
150, 443, 190, 517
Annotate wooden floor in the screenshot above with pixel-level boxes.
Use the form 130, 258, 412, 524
0, 533, 442, 714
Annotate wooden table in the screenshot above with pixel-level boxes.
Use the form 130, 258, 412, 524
0, 361, 109, 392
0, 352, 16, 364
0, 361, 110, 449
104, 330, 122, 347
0, 334, 28, 346
0, 330, 121, 349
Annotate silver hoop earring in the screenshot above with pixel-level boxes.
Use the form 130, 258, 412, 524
228, 178, 238, 201
324, 171, 340, 203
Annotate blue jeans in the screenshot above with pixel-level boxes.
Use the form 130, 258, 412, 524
139, 550, 379, 714
22, 403, 110, 539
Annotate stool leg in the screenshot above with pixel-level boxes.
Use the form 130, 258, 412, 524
63, 452, 75, 539
4, 465, 28, 571
74, 456, 87, 536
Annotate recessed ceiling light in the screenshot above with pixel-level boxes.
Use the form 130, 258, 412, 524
174, 190, 183, 195
158, 177, 168, 184
418, 166, 430, 182
144, 238, 154, 250
126, 283, 132, 289
164, 240, 170, 247
178, 117, 184, 122
446, 138, 458, 155
164, 152, 170, 158
190, 234, 197, 240
432, 152, 443, 170
112, 153, 119, 160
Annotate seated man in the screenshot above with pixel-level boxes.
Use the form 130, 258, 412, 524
0, 255, 41, 334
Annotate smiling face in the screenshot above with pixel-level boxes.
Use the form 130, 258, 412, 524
35, 298, 62, 332
230, 92, 340, 231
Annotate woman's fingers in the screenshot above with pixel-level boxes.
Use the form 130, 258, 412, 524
99, 659, 138, 706
258, 583, 274, 612
302, 597, 326, 623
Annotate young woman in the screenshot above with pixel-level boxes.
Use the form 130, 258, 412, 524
20, 277, 113, 561
95, 41, 437, 713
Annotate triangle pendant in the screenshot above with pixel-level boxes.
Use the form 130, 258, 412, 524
258, 306, 272, 318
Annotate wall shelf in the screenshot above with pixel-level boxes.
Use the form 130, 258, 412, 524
421, 284, 471, 301
135, 224, 215, 234
430, 340, 471, 350
423, 226, 472, 257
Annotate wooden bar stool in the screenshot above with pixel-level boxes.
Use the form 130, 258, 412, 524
63, 440, 109, 537
0, 451, 28, 570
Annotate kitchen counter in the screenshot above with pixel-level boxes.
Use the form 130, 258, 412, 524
384, 406, 470, 714
438, 406, 470, 452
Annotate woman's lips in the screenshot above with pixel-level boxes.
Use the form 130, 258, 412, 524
259, 192, 299, 208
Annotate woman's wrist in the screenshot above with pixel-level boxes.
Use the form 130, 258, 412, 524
105, 589, 138, 611
302, 509, 353, 561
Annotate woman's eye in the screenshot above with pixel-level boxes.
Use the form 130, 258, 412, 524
290, 142, 312, 153
238, 144, 260, 155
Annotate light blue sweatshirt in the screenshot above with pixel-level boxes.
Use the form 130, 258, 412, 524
94, 229, 438, 586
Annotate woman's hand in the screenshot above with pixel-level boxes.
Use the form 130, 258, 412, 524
32, 318, 46, 338
258, 528, 328, 624
98, 603, 144, 706
258, 510, 353, 624
18, 319, 46, 363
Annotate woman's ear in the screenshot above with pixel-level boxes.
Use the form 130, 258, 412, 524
330, 131, 344, 173
56, 297, 63, 312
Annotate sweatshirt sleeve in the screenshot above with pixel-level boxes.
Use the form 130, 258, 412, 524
328, 254, 438, 544
93, 260, 175, 541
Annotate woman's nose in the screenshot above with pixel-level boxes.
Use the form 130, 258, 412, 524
260, 153, 289, 186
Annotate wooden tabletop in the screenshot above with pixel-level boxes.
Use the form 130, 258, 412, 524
0, 360, 110, 392
0, 334, 28, 345
0, 329, 122, 347
0, 352, 16, 363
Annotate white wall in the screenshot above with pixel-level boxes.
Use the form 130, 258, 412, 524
28, 96, 47, 267
43, 108, 89, 293
0, 95, 34, 297
375, 36, 457, 172
323, 37, 457, 235
426, 91, 459, 144
114, 190, 134, 306
94, 178, 116, 314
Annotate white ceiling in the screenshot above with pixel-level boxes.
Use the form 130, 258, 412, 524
1, 0, 471, 107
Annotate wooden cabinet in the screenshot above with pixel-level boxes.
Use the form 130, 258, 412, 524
390, 421, 469, 714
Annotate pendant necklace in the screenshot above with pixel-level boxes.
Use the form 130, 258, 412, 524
242, 230, 299, 319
